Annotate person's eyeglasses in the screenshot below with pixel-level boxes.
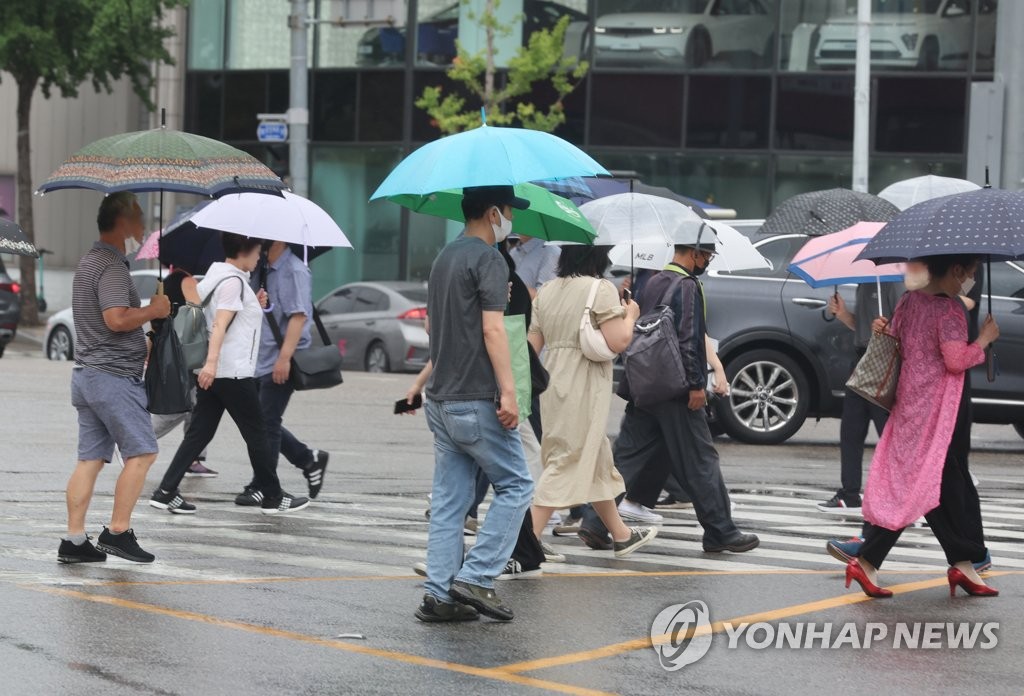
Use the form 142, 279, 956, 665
698, 250, 716, 262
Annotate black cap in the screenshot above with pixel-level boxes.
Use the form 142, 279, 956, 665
462, 185, 530, 211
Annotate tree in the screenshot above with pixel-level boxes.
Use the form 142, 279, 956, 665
0, 0, 187, 325
416, 0, 589, 135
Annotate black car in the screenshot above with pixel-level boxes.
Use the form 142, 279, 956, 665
356, 1, 589, 66
659, 231, 1024, 444
0, 255, 21, 357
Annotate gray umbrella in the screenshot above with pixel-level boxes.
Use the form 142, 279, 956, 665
0, 218, 39, 258
760, 188, 899, 238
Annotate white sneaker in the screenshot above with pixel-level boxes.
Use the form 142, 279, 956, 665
540, 541, 566, 563
543, 511, 563, 528
413, 561, 427, 577
618, 500, 664, 525
495, 559, 543, 580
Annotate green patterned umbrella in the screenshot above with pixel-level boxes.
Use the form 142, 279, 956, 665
37, 124, 285, 197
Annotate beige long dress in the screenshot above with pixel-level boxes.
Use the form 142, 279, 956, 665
529, 276, 626, 508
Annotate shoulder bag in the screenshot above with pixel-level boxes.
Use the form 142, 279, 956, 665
267, 308, 344, 391
846, 323, 901, 411
579, 278, 619, 362
621, 272, 690, 408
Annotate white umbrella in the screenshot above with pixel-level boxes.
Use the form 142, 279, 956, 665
609, 221, 767, 273
878, 175, 980, 211
182, 191, 353, 258
576, 192, 705, 246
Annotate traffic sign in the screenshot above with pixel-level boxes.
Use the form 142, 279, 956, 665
257, 121, 289, 143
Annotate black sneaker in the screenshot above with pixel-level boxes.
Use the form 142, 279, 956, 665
449, 580, 514, 621
260, 491, 310, 515
57, 537, 106, 564
415, 594, 480, 623
149, 488, 197, 514
304, 450, 329, 499
817, 493, 862, 513
703, 532, 760, 553
234, 486, 264, 506
613, 526, 658, 558
96, 527, 155, 563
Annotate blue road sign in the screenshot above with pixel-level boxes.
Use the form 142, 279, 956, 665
257, 122, 289, 143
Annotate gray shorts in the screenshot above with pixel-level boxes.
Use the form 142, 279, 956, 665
71, 367, 158, 462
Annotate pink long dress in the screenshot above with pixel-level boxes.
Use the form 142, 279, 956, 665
862, 291, 985, 531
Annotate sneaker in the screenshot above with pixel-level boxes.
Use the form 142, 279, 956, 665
413, 561, 427, 577
975, 551, 993, 573
57, 536, 106, 564
260, 491, 310, 515
540, 541, 566, 563
149, 488, 197, 515
656, 493, 693, 509
817, 493, 862, 513
234, 487, 264, 507
613, 526, 658, 558
449, 580, 514, 621
552, 517, 582, 536
618, 500, 664, 524
495, 559, 543, 580
464, 516, 478, 536
578, 527, 613, 551
415, 594, 480, 623
543, 511, 563, 529
304, 450, 329, 499
95, 527, 155, 563
424, 493, 432, 520
826, 537, 864, 564
703, 532, 760, 553
184, 460, 219, 478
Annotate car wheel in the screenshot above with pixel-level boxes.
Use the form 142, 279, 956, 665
365, 341, 390, 373
47, 326, 73, 361
717, 349, 810, 445
1014, 423, 1024, 440
917, 36, 939, 70
685, 30, 711, 69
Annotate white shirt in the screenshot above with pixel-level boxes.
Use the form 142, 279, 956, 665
196, 262, 263, 379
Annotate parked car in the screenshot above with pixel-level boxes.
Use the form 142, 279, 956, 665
0, 255, 21, 357
43, 269, 162, 361
315, 281, 429, 374
594, 0, 775, 68
814, 0, 996, 71
356, 0, 589, 66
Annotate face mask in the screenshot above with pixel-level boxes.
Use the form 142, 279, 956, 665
904, 267, 930, 291
491, 207, 513, 244
124, 234, 141, 256
960, 276, 976, 296
690, 251, 709, 277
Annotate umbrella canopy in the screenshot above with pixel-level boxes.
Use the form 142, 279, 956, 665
857, 188, 1024, 264
369, 123, 609, 199
760, 188, 899, 238
0, 218, 39, 258
878, 175, 980, 211
576, 193, 706, 247
180, 191, 353, 252
37, 125, 286, 197
536, 176, 711, 218
788, 222, 905, 289
386, 182, 596, 244
609, 220, 764, 272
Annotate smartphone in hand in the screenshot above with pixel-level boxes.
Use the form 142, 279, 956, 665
394, 394, 423, 414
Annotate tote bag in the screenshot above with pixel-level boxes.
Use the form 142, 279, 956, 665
145, 318, 192, 415
504, 314, 533, 420
846, 330, 901, 411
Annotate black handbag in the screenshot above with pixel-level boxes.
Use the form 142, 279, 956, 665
528, 343, 549, 395
267, 308, 344, 391
145, 317, 193, 414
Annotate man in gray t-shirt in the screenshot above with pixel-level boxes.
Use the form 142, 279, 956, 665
416, 185, 535, 624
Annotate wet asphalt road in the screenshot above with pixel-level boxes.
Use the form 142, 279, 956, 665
1, 334, 1023, 696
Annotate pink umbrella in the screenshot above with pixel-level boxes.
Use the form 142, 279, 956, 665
136, 229, 161, 261
787, 222, 905, 314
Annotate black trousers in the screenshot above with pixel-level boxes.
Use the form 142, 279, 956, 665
859, 383, 988, 569
251, 375, 315, 487
159, 377, 282, 497
838, 385, 889, 502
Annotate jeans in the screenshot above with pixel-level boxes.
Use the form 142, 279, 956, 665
424, 400, 533, 601
255, 375, 315, 484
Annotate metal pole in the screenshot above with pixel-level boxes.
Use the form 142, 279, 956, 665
996, 0, 1024, 191
851, 0, 871, 193
289, 0, 310, 197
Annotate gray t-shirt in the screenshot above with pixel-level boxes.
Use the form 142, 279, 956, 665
854, 282, 902, 349
426, 235, 509, 402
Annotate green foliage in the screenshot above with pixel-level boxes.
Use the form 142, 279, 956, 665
416, 1, 589, 135
0, 0, 188, 106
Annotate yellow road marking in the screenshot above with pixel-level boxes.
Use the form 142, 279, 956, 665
496, 571, 1014, 675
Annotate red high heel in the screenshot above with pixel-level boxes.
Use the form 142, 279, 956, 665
845, 560, 893, 598
948, 567, 999, 597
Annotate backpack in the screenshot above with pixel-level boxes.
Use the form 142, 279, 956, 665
620, 272, 691, 408
173, 276, 245, 372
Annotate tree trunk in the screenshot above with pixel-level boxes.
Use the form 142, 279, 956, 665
484, 0, 496, 118
16, 76, 40, 326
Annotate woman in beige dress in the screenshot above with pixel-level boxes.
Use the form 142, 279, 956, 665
528, 246, 657, 558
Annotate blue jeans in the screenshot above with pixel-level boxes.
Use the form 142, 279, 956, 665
424, 399, 533, 601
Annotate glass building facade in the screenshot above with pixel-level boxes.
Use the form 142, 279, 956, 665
184, 0, 998, 298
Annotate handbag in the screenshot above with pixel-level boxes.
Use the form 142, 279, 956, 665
621, 273, 690, 407
145, 317, 193, 415
504, 314, 532, 419
846, 328, 902, 411
579, 278, 618, 362
267, 308, 344, 391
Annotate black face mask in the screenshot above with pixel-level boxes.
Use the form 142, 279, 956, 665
690, 255, 708, 276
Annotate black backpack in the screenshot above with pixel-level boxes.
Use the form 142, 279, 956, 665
620, 273, 691, 408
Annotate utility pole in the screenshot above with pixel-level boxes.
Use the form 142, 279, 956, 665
996, 0, 1024, 190
288, 0, 311, 197
851, 0, 871, 193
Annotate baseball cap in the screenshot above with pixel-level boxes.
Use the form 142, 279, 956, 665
462, 185, 531, 211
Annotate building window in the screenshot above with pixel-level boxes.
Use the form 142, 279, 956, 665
686, 75, 770, 149
775, 75, 853, 151
312, 72, 358, 142
188, 0, 226, 70
359, 72, 405, 141
875, 77, 966, 153
590, 74, 684, 148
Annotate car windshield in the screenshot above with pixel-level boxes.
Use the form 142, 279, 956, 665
848, 0, 941, 13
611, 0, 709, 13
398, 288, 429, 303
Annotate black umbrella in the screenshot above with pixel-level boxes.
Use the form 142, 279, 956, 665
761, 188, 899, 237
0, 218, 39, 258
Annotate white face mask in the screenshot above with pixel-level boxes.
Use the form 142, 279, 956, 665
904, 267, 930, 291
124, 234, 142, 257
960, 276, 976, 296
491, 207, 513, 244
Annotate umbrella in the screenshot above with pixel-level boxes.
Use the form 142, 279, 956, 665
878, 175, 980, 211
178, 191, 353, 257
576, 193, 706, 247
788, 222, 906, 289
536, 176, 711, 218
0, 218, 39, 258
760, 188, 899, 238
369, 117, 609, 199
386, 182, 596, 244
609, 220, 767, 273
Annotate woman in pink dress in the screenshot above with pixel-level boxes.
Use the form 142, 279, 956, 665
845, 254, 1001, 599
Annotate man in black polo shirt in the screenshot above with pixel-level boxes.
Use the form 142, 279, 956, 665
58, 192, 170, 564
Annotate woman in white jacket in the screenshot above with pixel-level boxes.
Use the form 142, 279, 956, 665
149, 233, 309, 515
